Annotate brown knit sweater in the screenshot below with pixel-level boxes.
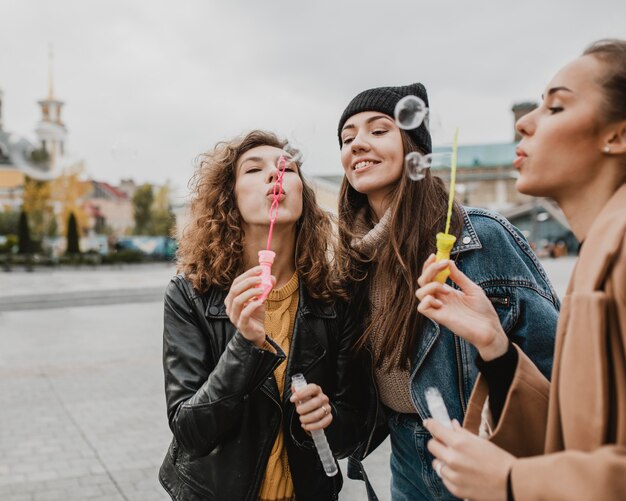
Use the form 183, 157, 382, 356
352, 208, 417, 414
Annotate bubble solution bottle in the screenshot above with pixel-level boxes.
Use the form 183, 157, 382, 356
257, 250, 276, 302
434, 233, 456, 283
291, 373, 338, 477
424, 387, 452, 429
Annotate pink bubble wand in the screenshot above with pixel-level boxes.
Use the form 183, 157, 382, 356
257, 156, 288, 302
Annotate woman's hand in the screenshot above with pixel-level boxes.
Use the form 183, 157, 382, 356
290, 383, 333, 432
423, 418, 515, 501
224, 266, 274, 347
416, 255, 509, 361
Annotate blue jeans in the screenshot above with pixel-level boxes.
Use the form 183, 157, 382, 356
388, 413, 459, 501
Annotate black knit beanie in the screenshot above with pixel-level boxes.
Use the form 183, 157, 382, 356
337, 82, 431, 153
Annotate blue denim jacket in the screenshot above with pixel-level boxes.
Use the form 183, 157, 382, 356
349, 207, 559, 501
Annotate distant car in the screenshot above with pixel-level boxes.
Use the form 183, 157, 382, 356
114, 236, 177, 260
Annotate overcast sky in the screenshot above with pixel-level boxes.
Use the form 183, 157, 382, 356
1, 0, 625, 200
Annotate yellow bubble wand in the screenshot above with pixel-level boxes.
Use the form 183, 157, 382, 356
434, 128, 458, 283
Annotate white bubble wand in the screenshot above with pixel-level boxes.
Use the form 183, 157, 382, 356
291, 373, 338, 477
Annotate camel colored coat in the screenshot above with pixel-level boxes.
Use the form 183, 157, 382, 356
465, 184, 626, 500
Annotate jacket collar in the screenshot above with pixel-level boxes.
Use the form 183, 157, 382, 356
203, 276, 337, 319
297, 282, 337, 319
451, 207, 482, 256
573, 183, 626, 292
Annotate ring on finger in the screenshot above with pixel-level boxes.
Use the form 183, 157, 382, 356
435, 461, 445, 478
323, 405, 330, 416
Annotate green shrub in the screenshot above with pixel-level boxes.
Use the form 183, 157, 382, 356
102, 249, 145, 264
0, 234, 17, 253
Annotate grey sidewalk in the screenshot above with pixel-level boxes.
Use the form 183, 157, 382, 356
0, 257, 575, 500
0, 264, 175, 311
0, 302, 171, 500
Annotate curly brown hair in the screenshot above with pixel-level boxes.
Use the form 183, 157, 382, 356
177, 130, 339, 302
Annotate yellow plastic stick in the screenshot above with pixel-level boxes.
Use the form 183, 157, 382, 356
434, 128, 459, 284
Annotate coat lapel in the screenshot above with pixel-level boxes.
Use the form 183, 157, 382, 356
551, 184, 626, 451
574, 184, 626, 292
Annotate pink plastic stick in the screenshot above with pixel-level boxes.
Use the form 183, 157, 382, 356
265, 156, 288, 250
258, 155, 289, 302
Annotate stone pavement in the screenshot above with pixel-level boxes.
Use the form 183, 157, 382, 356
0, 257, 575, 500
0, 264, 175, 311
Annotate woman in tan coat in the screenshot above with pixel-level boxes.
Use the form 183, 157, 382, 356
415, 39, 626, 500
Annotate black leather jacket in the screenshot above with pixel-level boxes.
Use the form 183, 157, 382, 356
158, 274, 369, 501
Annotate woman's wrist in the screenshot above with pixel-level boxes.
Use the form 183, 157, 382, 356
478, 326, 509, 361
239, 329, 266, 348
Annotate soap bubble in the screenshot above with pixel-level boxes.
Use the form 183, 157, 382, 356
424, 111, 443, 136
404, 152, 427, 181
405, 151, 452, 181
394, 95, 428, 130
283, 142, 303, 165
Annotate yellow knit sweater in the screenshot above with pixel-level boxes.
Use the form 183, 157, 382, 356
258, 272, 299, 501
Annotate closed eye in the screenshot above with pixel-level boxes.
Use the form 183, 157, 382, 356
548, 107, 563, 114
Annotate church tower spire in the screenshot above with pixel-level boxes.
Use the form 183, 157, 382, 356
35, 44, 67, 169
48, 43, 55, 100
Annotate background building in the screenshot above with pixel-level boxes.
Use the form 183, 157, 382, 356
0, 50, 175, 245
83, 180, 134, 235
311, 102, 576, 253
0, 87, 57, 211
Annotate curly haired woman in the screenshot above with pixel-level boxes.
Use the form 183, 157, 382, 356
158, 130, 368, 501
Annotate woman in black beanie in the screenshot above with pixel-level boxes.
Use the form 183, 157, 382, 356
334, 83, 560, 500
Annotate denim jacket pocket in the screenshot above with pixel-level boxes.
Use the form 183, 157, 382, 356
483, 285, 519, 335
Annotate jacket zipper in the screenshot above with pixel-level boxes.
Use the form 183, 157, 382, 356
249, 384, 283, 501
362, 347, 379, 458
407, 320, 441, 421
454, 336, 467, 415
247, 353, 284, 501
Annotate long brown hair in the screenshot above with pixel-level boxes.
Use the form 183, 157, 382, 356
177, 129, 339, 302
336, 130, 463, 369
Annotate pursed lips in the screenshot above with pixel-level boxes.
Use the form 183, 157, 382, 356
513, 147, 528, 169
266, 187, 286, 197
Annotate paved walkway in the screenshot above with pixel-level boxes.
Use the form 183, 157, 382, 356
0, 264, 174, 311
0, 257, 575, 500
